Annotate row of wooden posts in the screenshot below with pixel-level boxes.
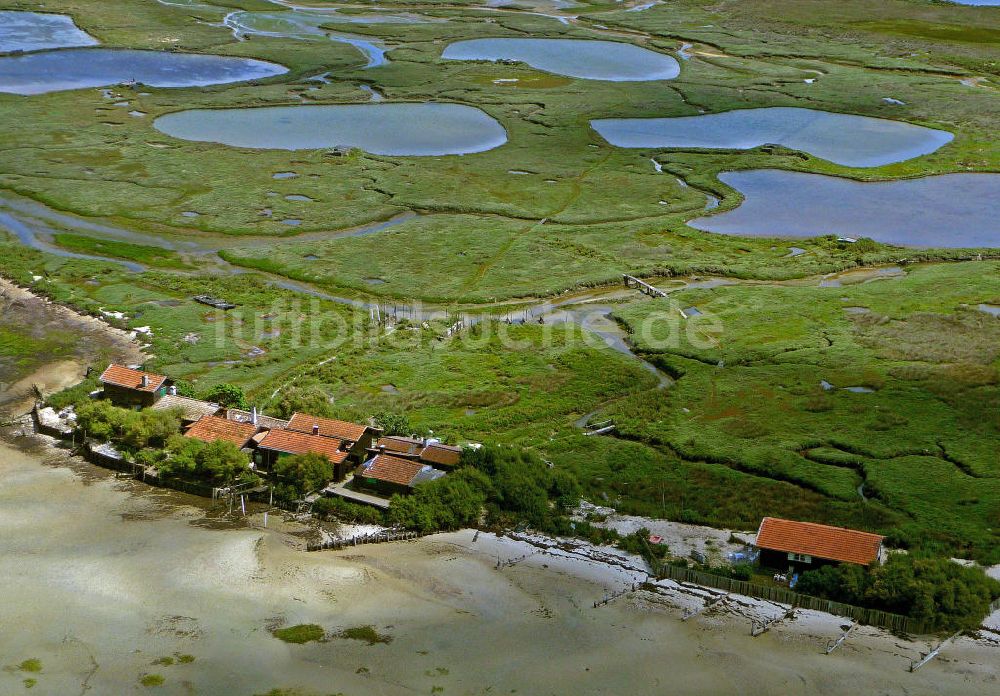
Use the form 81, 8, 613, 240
306, 529, 421, 551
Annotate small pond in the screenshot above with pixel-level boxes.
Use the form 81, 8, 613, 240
442, 38, 679, 81
689, 170, 1000, 248
0, 48, 287, 95
154, 103, 508, 155
591, 107, 953, 167
0, 11, 98, 53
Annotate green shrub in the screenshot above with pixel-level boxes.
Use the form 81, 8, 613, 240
338, 626, 392, 645
271, 624, 325, 644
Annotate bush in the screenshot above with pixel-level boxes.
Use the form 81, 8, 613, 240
201, 383, 248, 410
159, 435, 256, 486
273, 452, 334, 499
312, 496, 385, 524
372, 410, 411, 437
75, 402, 182, 451
269, 385, 333, 419
386, 445, 583, 535
796, 555, 1000, 630
271, 624, 325, 644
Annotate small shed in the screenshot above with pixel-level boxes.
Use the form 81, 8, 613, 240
356, 453, 445, 497
99, 364, 170, 408
151, 394, 220, 425
754, 517, 885, 573
286, 412, 381, 462
256, 428, 351, 481
184, 415, 259, 449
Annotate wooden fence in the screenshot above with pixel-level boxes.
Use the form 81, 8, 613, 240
657, 563, 928, 635
306, 530, 421, 552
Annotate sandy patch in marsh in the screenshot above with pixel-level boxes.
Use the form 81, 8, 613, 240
0, 276, 144, 415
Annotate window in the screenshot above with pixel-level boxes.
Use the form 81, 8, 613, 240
787, 552, 812, 563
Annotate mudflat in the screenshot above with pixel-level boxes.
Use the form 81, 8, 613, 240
0, 439, 995, 695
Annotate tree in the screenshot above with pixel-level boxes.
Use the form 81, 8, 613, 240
202, 383, 248, 410
372, 410, 411, 437
75, 400, 131, 442
387, 469, 490, 533
796, 555, 1000, 630
273, 452, 334, 498
269, 385, 333, 419
161, 434, 253, 485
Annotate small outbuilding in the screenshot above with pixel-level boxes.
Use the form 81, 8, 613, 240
99, 364, 171, 408
151, 394, 220, 425
356, 453, 445, 497
286, 412, 381, 463
754, 517, 885, 573
256, 428, 351, 480
184, 414, 259, 449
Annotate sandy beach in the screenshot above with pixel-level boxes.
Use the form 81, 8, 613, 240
0, 435, 997, 695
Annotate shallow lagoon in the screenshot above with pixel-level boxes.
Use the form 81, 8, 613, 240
0, 11, 98, 53
442, 38, 679, 81
690, 170, 1000, 248
155, 103, 508, 155
592, 107, 953, 167
0, 48, 287, 95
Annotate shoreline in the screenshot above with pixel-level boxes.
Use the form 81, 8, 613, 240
0, 275, 145, 416
1, 430, 999, 693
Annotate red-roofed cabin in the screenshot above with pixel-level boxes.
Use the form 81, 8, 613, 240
256, 428, 352, 481
754, 517, 885, 573
99, 364, 171, 408
356, 453, 446, 496
184, 415, 259, 449
286, 412, 381, 464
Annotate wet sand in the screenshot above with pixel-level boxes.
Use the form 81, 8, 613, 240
1, 437, 997, 695
0, 277, 143, 415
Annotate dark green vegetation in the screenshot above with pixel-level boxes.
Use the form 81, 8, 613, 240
2, 0, 999, 613
271, 624, 326, 644
273, 452, 334, 501
388, 445, 581, 533
796, 555, 1000, 631
337, 625, 392, 645
138, 673, 165, 687
608, 262, 1000, 562
73, 399, 258, 486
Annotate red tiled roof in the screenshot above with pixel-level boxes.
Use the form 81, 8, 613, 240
257, 429, 348, 464
376, 436, 424, 457
360, 454, 425, 487
420, 443, 462, 467
185, 415, 258, 448
755, 517, 884, 566
99, 364, 167, 393
287, 413, 369, 442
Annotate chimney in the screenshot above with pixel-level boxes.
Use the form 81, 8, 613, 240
141, 374, 149, 388
312, 424, 319, 435
252, 406, 258, 427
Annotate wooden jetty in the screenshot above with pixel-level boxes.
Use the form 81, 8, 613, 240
623, 274, 668, 298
